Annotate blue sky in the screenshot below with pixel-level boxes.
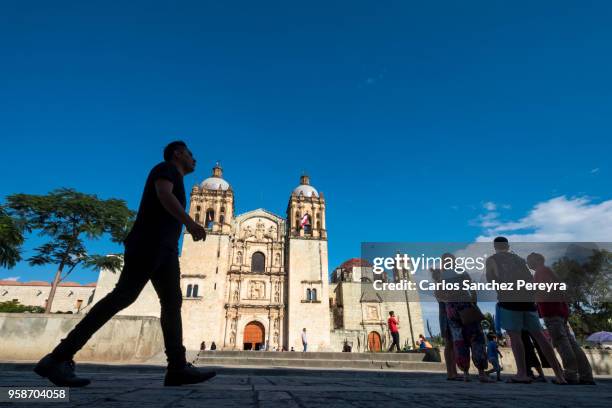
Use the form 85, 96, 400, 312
1, 0, 611, 293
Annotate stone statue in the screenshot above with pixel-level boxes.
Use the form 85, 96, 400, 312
236, 251, 242, 265
267, 225, 277, 239
242, 225, 253, 239
255, 220, 265, 241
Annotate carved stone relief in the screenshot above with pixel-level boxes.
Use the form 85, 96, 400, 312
248, 280, 266, 300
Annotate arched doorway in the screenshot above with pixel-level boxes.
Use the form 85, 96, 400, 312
243, 321, 265, 350
368, 331, 382, 352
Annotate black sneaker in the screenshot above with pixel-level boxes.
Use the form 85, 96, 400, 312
34, 354, 91, 387
164, 363, 216, 386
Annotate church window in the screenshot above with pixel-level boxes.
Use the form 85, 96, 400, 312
220, 214, 225, 225
306, 288, 312, 301
311, 288, 317, 301
252, 252, 265, 273
192, 285, 199, 297
205, 209, 215, 229
186, 284, 193, 297
303, 215, 312, 235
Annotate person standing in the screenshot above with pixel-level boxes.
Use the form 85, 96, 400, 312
301, 328, 308, 352
527, 252, 595, 385
34, 141, 216, 387
486, 237, 567, 384
439, 253, 492, 383
431, 267, 461, 381
387, 311, 401, 352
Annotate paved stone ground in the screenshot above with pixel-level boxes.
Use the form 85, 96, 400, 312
0, 364, 610, 408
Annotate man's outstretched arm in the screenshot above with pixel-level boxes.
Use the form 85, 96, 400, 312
155, 179, 206, 241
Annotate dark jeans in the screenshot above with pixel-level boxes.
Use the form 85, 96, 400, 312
51, 244, 187, 369
389, 331, 400, 352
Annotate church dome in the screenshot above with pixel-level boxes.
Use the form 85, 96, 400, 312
200, 163, 230, 191
201, 177, 230, 191
293, 174, 319, 197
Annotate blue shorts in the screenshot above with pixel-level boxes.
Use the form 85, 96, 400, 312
498, 306, 542, 332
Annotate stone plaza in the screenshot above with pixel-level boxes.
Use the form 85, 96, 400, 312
0, 362, 610, 408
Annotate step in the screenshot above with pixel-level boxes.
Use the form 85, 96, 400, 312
195, 356, 445, 371
196, 350, 432, 362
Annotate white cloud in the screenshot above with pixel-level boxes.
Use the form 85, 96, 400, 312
483, 201, 497, 211
3, 276, 20, 281
590, 168, 600, 174
476, 196, 612, 242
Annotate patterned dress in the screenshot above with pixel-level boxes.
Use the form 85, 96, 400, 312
445, 301, 488, 371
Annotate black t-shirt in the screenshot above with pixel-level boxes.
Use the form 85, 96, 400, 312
125, 162, 186, 251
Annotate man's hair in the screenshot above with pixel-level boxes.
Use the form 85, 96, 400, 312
163, 141, 187, 161
493, 236, 510, 251
389, 311, 394, 316
527, 252, 545, 266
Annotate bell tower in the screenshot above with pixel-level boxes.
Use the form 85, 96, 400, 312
180, 163, 234, 350
188, 162, 234, 234
285, 174, 331, 351
287, 174, 327, 239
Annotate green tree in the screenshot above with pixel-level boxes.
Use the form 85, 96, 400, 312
553, 249, 612, 340
482, 312, 495, 334
0, 300, 45, 313
0, 205, 24, 268
6, 188, 135, 313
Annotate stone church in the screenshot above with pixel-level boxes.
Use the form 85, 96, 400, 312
80, 163, 423, 352
177, 164, 331, 352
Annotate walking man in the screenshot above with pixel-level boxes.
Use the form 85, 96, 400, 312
34, 141, 216, 387
388, 311, 401, 352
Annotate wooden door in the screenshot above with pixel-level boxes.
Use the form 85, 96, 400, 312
243, 321, 265, 350
368, 331, 381, 352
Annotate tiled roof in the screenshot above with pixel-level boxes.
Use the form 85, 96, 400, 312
0, 280, 96, 287
338, 258, 372, 270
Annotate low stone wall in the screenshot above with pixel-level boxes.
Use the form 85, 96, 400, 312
439, 346, 612, 376
0, 313, 164, 362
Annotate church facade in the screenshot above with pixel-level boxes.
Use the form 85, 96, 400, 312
177, 164, 331, 351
